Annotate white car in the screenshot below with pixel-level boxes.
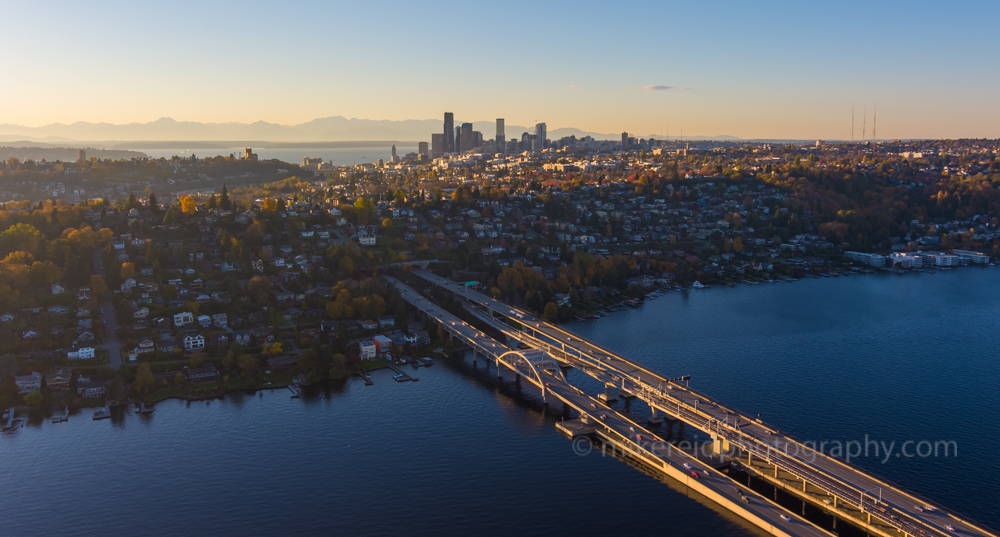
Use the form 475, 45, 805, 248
683, 463, 693, 470
780, 515, 791, 522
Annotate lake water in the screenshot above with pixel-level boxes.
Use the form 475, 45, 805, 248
3, 269, 998, 536
132, 145, 417, 166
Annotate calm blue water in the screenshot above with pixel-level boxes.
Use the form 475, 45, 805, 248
133, 145, 417, 166
2, 269, 998, 536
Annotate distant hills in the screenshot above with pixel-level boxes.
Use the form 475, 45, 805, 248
0, 116, 745, 144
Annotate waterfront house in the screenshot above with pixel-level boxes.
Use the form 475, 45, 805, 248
15, 372, 41, 393
76, 378, 106, 398
183, 365, 219, 384
46, 368, 72, 394
359, 340, 377, 359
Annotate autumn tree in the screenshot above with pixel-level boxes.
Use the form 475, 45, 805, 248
542, 302, 559, 321
120, 262, 136, 279
180, 195, 197, 215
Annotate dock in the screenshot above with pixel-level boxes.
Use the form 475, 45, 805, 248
388, 364, 417, 382
92, 405, 111, 420
357, 370, 374, 385
3, 407, 17, 430
288, 385, 301, 398
52, 406, 69, 423
137, 402, 154, 413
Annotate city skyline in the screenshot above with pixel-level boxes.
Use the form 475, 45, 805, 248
1, 1, 998, 140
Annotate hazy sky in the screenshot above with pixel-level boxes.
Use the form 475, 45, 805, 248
3, 0, 998, 139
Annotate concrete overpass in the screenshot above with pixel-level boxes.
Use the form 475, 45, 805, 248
405, 269, 996, 537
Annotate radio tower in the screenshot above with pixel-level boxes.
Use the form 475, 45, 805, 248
873, 102, 877, 142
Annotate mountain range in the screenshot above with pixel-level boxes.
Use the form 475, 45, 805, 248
0, 117, 742, 144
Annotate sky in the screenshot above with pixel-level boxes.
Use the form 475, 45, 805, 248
2, 0, 998, 140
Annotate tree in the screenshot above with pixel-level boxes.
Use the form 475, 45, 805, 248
135, 362, 154, 395
297, 348, 321, 377
382, 218, 393, 228
542, 302, 559, 321
24, 390, 43, 407
248, 276, 271, 301
147, 192, 159, 211
163, 206, 181, 224
733, 236, 744, 252
219, 184, 232, 210
189, 350, 205, 368
90, 275, 107, 296
174, 371, 186, 385
180, 195, 197, 215
0, 223, 44, 257
237, 354, 259, 379
120, 262, 136, 279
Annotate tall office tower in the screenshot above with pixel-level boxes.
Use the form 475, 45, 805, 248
473, 131, 483, 149
391, 145, 397, 158
521, 132, 532, 151
621, 132, 629, 150
78, 149, 86, 162
534, 123, 547, 151
459, 123, 474, 153
431, 134, 444, 158
418, 142, 429, 156
496, 119, 505, 153
444, 112, 455, 153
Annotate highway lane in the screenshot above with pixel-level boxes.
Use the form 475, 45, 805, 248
411, 270, 994, 537
389, 276, 831, 537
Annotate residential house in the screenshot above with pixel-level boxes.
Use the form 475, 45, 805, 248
183, 334, 206, 351
76, 378, 106, 398
183, 365, 219, 384
233, 329, 253, 346
51, 283, 66, 295
133, 307, 150, 320
174, 312, 194, 326
197, 314, 212, 328
15, 372, 41, 393
46, 368, 73, 394
378, 316, 395, 328
358, 340, 377, 359
67, 347, 95, 360
212, 313, 228, 328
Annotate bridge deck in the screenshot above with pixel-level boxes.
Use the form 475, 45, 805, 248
410, 269, 995, 537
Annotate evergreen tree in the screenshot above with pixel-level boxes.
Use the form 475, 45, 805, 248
220, 184, 231, 210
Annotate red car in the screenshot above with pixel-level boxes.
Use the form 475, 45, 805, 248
690, 471, 700, 479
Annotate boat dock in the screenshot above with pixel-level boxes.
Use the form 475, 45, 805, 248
3, 407, 19, 430
410, 356, 433, 367
388, 364, 417, 382
51, 406, 69, 423
288, 385, 301, 398
92, 405, 111, 420
357, 370, 374, 385
137, 402, 154, 414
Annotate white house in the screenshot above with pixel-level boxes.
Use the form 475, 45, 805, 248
51, 283, 66, 295
359, 235, 376, 246
174, 312, 194, 326
197, 314, 212, 328
67, 347, 95, 360
359, 340, 377, 359
183, 334, 206, 350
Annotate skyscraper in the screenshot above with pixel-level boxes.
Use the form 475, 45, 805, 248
459, 123, 474, 153
418, 142, 429, 156
496, 119, 505, 153
534, 123, 547, 151
431, 134, 444, 158
443, 112, 454, 154
621, 132, 629, 150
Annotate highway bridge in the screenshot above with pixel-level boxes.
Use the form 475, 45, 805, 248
388, 276, 831, 537
397, 269, 996, 537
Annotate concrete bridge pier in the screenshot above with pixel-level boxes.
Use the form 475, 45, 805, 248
711, 433, 731, 456
598, 383, 618, 403
647, 406, 663, 425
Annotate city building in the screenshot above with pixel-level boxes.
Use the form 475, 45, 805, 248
621, 132, 629, 150
431, 134, 444, 158
534, 123, 547, 151
359, 340, 376, 359
845, 251, 886, 267
418, 141, 429, 157
496, 119, 505, 153
444, 112, 454, 154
